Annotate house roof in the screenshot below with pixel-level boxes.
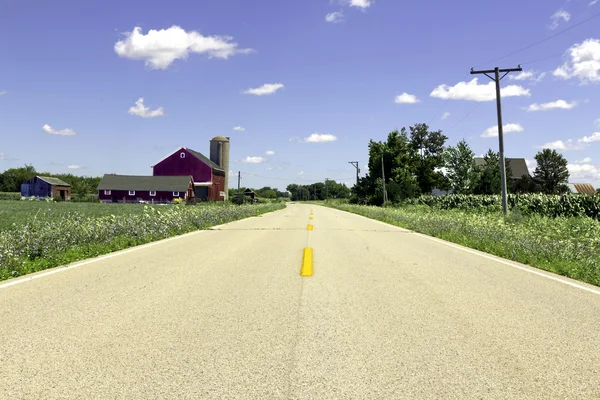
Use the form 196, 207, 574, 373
97, 175, 192, 191
38, 176, 71, 187
474, 157, 530, 179
567, 183, 595, 194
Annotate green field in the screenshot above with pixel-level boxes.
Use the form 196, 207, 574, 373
0, 200, 285, 281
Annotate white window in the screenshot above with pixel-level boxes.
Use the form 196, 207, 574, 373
173, 191, 180, 197
180, 152, 186, 159
104, 190, 111, 195
129, 190, 135, 196
150, 191, 156, 197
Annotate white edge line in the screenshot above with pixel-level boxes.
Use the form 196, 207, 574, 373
324, 205, 600, 297
0, 221, 236, 290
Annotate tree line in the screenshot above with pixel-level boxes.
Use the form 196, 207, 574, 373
352, 123, 574, 206
286, 180, 351, 201
0, 164, 101, 201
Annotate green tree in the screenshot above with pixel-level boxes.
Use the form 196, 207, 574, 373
444, 139, 478, 194
534, 149, 570, 194
473, 149, 513, 195
0, 164, 37, 192
408, 123, 448, 194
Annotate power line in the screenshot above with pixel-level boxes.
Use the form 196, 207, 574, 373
447, 103, 483, 131
473, 10, 600, 69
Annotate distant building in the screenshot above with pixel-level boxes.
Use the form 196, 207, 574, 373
474, 157, 530, 180
97, 175, 195, 203
21, 176, 71, 200
567, 183, 595, 195
243, 188, 256, 200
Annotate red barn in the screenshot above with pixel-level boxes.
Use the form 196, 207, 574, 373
152, 147, 226, 201
97, 175, 195, 204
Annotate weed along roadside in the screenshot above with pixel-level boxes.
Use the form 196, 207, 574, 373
0, 202, 285, 282
321, 201, 600, 287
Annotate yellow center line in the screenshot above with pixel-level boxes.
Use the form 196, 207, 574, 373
309, 216, 313, 220
307, 224, 313, 231
300, 248, 313, 277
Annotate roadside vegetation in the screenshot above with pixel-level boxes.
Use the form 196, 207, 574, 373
0, 201, 285, 281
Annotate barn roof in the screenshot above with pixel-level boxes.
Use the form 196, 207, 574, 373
38, 176, 71, 187
567, 183, 595, 194
186, 148, 224, 172
97, 175, 192, 191
474, 157, 530, 179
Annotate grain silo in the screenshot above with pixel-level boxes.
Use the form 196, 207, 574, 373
210, 136, 230, 200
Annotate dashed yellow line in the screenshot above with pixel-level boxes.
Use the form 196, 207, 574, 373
309, 216, 313, 220
307, 224, 313, 231
300, 248, 313, 277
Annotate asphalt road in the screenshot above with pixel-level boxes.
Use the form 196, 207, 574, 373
1, 203, 599, 399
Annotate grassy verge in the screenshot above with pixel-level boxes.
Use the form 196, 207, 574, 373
0, 202, 285, 281
324, 203, 600, 287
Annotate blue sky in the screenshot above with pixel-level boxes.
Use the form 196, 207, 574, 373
1, 0, 599, 190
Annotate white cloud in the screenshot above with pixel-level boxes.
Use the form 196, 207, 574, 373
0, 90, 6, 96
525, 100, 577, 111
575, 157, 592, 163
68, 165, 83, 169
525, 159, 537, 175
233, 126, 245, 132
42, 124, 76, 136
441, 112, 451, 120
430, 78, 530, 101
481, 123, 524, 138
128, 98, 164, 118
590, 0, 599, 5
394, 93, 420, 104
537, 139, 585, 151
265, 150, 275, 155
553, 39, 600, 84
326, 11, 344, 23
228, 170, 236, 177
549, 9, 570, 29
242, 156, 266, 164
595, 118, 600, 128
346, 0, 372, 8
509, 70, 546, 82
114, 26, 252, 70
568, 163, 600, 181
298, 171, 305, 176
0, 153, 3, 160
243, 83, 284, 96
303, 133, 338, 143
579, 132, 600, 143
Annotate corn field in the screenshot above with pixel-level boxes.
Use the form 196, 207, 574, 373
406, 194, 600, 220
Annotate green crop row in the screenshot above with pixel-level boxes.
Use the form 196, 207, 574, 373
405, 194, 600, 220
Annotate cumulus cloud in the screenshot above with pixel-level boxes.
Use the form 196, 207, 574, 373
549, 9, 570, 29
568, 163, 600, 181
537, 139, 585, 151
525, 100, 577, 111
42, 124, 76, 136
430, 78, 530, 101
553, 39, 600, 84
591, 0, 599, 5
68, 165, 84, 169
509, 70, 546, 82
394, 93, 421, 104
595, 118, 600, 128
441, 112, 451, 120
243, 83, 284, 96
525, 159, 537, 175
0, 90, 7, 96
481, 123, 524, 138
575, 157, 592, 163
345, 0, 372, 8
242, 156, 266, 164
233, 126, 245, 132
298, 171, 305, 176
303, 133, 338, 143
579, 132, 600, 143
128, 98, 164, 118
265, 150, 275, 155
326, 11, 344, 23
114, 26, 252, 69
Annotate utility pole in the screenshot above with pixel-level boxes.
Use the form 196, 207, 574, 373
325, 178, 328, 200
381, 151, 388, 203
237, 171, 241, 194
470, 65, 522, 215
349, 162, 360, 188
